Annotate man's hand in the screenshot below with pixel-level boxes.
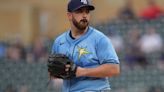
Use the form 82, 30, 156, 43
47, 54, 77, 79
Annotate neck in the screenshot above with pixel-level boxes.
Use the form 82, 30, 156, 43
70, 26, 88, 39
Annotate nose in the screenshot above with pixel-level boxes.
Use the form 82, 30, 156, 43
82, 11, 88, 18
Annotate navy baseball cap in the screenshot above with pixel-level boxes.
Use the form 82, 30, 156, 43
68, 0, 95, 12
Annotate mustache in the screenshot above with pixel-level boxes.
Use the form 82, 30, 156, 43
80, 19, 88, 23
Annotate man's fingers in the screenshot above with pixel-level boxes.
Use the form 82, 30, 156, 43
66, 65, 70, 67
65, 64, 70, 71
65, 68, 69, 71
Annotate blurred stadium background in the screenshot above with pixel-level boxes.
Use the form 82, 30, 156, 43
0, 0, 164, 92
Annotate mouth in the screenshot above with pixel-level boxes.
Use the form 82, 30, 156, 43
80, 19, 88, 23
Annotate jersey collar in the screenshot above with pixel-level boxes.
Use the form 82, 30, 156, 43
66, 26, 93, 44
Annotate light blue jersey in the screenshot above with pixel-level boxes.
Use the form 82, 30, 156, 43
51, 26, 119, 92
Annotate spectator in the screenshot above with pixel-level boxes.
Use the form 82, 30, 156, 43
6, 40, 26, 61
140, 27, 163, 54
125, 28, 148, 69
32, 36, 48, 62
0, 42, 6, 59
26, 51, 35, 63
118, 0, 136, 21
140, 0, 163, 20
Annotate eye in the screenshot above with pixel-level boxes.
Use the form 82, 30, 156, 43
74, 8, 90, 14
85, 10, 90, 14
75, 9, 83, 13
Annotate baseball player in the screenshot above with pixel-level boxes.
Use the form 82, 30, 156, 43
51, 0, 120, 91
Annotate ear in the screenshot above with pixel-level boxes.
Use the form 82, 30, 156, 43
67, 12, 72, 20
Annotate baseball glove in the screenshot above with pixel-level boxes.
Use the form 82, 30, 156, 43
47, 54, 77, 79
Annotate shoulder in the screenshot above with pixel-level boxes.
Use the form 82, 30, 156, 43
54, 31, 68, 43
89, 26, 109, 40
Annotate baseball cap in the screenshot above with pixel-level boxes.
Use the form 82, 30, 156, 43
68, 0, 95, 12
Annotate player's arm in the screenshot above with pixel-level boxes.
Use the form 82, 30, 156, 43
76, 63, 120, 77
76, 37, 120, 78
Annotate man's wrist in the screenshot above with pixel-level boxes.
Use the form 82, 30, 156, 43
76, 67, 86, 77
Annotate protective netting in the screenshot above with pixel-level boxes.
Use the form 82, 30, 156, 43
0, 17, 164, 92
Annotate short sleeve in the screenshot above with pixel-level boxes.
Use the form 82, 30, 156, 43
96, 37, 119, 64
51, 39, 57, 54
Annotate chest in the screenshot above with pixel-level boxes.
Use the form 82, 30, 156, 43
57, 41, 99, 67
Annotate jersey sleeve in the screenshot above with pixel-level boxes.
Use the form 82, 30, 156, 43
96, 37, 119, 64
51, 39, 58, 54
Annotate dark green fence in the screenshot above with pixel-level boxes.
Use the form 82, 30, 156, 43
1, 17, 164, 92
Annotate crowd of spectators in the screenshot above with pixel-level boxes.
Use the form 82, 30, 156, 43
140, 0, 163, 20
0, 36, 51, 63
109, 0, 164, 70
108, 25, 163, 69
118, 0, 163, 21
0, 0, 163, 65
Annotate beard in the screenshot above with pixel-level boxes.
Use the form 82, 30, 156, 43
72, 16, 89, 31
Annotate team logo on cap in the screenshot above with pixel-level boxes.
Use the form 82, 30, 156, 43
81, 0, 88, 4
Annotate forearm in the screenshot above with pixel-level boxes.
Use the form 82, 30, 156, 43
76, 64, 120, 78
